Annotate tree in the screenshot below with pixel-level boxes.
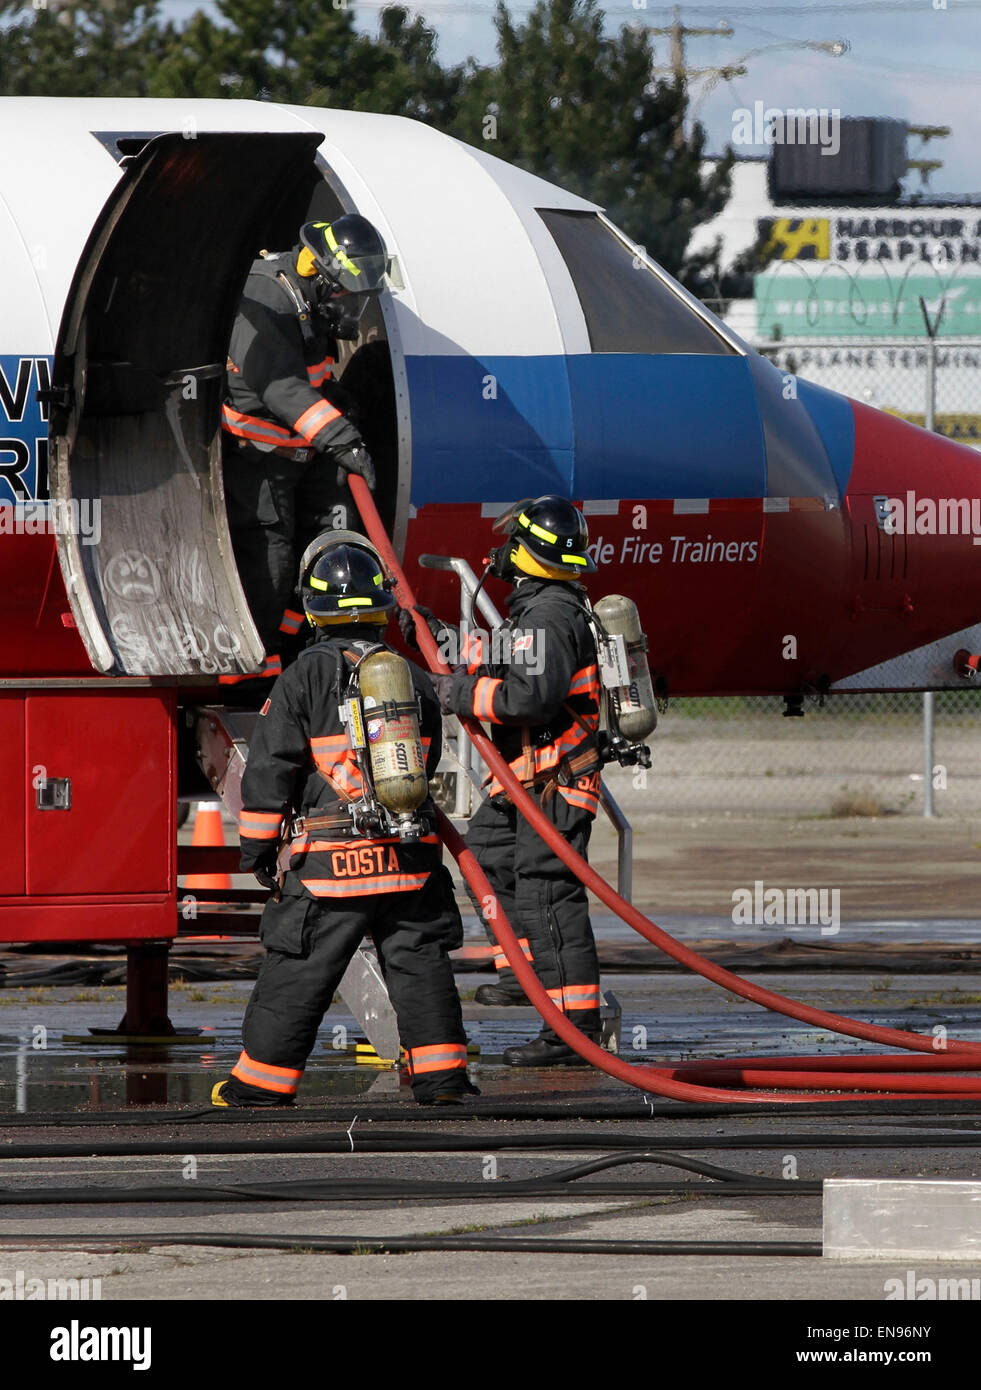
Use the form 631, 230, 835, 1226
367, 5, 464, 125
149, 0, 464, 116
451, 0, 732, 285
149, 0, 380, 106
0, 0, 730, 285
0, 0, 168, 97
0, 0, 463, 116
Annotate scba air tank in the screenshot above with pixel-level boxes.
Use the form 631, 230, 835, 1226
359, 650, 428, 822
593, 594, 658, 743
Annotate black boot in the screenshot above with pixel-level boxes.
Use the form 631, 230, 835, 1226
503, 1009, 602, 1068
502, 1034, 598, 1068
415, 1075, 482, 1105
474, 983, 530, 1006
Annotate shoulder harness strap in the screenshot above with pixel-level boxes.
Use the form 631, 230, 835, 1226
275, 270, 317, 347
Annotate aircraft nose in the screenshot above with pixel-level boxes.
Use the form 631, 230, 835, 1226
844, 398, 981, 658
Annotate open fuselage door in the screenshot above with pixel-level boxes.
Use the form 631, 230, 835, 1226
48, 130, 322, 677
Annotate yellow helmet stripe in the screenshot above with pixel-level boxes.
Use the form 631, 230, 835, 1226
308, 576, 329, 591
322, 224, 362, 279
561, 554, 588, 565
523, 517, 558, 544
337, 597, 375, 607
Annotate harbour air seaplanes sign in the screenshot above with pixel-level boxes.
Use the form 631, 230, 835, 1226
753, 212, 981, 338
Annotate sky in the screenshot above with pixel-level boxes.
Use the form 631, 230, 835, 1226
158, 0, 981, 197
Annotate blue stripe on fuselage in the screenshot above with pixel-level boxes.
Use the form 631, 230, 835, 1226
407, 353, 767, 506
793, 378, 856, 498
0, 354, 49, 503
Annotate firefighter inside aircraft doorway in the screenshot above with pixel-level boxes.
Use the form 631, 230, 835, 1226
220, 215, 387, 684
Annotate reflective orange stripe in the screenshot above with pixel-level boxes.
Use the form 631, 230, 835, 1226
238, 809, 283, 841
306, 356, 334, 387
294, 399, 342, 442
308, 733, 430, 804
221, 405, 308, 449
563, 984, 601, 1010
543, 984, 601, 1014
488, 720, 595, 795
219, 654, 283, 684
462, 630, 486, 674
311, 743, 364, 798
230, 1050, 302, 1095
293, 833, 439, 857
301, 873, 430, 897
493, 938, 533, 967
487, 658, 599, 796
279, 608, 304, 635
487, 740, 556, 797
473, 676, 502, 723
408, 1043, 468, 1075
568, 663, 601, 701
553, 720, 594, 760
558, 779, 600, 814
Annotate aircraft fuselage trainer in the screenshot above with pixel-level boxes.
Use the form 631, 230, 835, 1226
1, 98, 979, 1010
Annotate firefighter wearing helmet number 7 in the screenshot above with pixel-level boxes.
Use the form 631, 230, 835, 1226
221, 216, 388, 681
428, 496, 657, 1067
212, 531, 477, 1107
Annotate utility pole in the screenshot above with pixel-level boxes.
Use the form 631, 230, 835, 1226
650, 5, 734, 83
649, 6, 733, 147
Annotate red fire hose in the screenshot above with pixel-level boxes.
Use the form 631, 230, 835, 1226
349, 476, 981, 1101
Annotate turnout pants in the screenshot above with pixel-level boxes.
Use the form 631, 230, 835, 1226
223, 870, 469, 1105
221, 441, 356, 660
467, 789, 601, 1042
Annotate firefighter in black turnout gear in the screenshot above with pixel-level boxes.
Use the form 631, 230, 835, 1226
212, 532, 475, 1107
432, 496, 604, 1067
221, 216, 387, 681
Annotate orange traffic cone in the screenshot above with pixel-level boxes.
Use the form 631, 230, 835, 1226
185, 801, 233, 891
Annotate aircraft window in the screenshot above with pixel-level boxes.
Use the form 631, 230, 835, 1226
537, 210, 735, 355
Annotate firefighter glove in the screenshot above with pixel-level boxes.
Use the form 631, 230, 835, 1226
397, 604, 443, 651
330, 442, 376, 491
253, 850, 279, 894
431, 672, 456, 715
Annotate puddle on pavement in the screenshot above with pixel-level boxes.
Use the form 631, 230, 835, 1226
3, 940, 981, 1110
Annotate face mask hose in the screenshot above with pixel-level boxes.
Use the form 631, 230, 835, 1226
347, 476, 981, 1102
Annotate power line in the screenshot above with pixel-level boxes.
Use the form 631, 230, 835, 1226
149, 1, 981, 10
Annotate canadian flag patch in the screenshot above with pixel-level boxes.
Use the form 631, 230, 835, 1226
513, 632, 534, 653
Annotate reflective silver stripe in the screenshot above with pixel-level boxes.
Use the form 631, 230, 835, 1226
233, 1060, 301, 1089
410, 1048, 467, 1068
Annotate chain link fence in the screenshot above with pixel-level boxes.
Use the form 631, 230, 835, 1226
648, 691, 981, 818
758, 337, 981, 447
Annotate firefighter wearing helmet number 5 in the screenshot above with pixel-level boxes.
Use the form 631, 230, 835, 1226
212, 532, 477, 1108
431, 496, 657, 1067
